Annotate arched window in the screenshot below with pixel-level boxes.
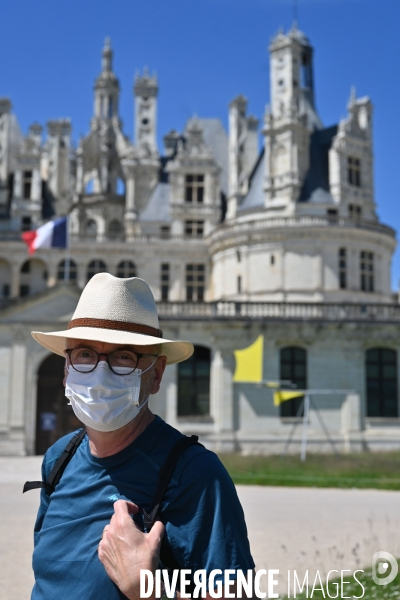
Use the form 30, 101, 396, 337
366, 348, 398, 417
279, 347, 307, 417
85, 179, 94, 194
57, 259, 77, 282
19, 259, 48, 296
87, 259, 107, 281
116, 178, 125, 195
85, 220, 97, 238
178, 345, 210, 417
116, 260, 136, 278
0, 259, 11, 297
108, 220, 123, 240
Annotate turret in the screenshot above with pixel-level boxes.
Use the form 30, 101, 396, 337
93, 38, 120, 121
134, 68, 158, 154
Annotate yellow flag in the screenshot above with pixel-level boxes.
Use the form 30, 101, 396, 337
233, 335, 263, 383
273, 390, 304, 406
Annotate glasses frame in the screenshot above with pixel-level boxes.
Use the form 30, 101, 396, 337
65, 347, 159, 376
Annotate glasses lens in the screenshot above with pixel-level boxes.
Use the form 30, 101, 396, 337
70, 348, 98, 372
109, 350, 138, 373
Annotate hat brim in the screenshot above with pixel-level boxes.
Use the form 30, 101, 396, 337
31, 327, 194, 365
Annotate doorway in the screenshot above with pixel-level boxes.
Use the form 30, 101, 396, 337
35, 354, 81, 455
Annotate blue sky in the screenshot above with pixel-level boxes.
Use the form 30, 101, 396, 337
1, 0, 400, 288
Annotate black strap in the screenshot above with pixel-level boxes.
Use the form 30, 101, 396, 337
23, 428, 86, 494
142, 435, 200, 531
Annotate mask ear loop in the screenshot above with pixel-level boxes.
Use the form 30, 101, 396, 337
138, 357, 159, 377
133, 357, 159, 407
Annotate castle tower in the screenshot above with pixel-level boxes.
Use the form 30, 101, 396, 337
263, 25, 322, 212
134, 69, 158, 154
93, 38, 120, 122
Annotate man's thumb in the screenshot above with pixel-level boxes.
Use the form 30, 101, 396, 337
149, 520, 165, 548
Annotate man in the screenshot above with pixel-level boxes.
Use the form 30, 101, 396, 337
29, 273, 254, 599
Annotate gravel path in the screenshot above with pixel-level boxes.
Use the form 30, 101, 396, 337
1, 457, 399, 599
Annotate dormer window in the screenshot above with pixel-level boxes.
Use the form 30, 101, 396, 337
348, 157, 361, 187
185, 174, 204, 203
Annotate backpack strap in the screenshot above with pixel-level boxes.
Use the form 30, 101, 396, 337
142, 434, 201, 531
23, 428, 86, 495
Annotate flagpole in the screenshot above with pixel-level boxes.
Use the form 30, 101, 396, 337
64, 215, 70, 283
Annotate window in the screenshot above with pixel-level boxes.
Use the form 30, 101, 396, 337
186, 264, 205, 302
279, 347, 307, 418
2, 284, 10, 297
338, 248, 347, 290
185, 174, 204, 203
116, 261, 136, 278
327, 209, 338, 221
360, 251, 374, 292
108, 220, 123, 240
57, 259, 77, 281
237, 275, 242, 294
178, 345, 210, 416
348, 157, 361, 187
21, 216, 32, 232
21, 260, 31, 274
270, 255, 275, 265
366, 349, 398, 418
349, 204, 362, 220
20, 285, 30, 296
185, 220, 204, 238
236, 250, 241, 262
85, 220, 97, 238
23, 170, 33, 199
87, 260, 107, 281
160, 226, 170, 239
161, 263, 170, 301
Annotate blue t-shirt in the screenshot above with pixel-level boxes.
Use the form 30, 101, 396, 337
32, 416, 254, 599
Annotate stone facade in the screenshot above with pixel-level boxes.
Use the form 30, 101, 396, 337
0, 27, 399, 455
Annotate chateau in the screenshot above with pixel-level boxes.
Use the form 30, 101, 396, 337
0, 27, 399, 455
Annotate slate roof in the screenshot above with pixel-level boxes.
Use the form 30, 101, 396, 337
238, 149, 265, 212
139, 182, 171, 222
238, 124, 338, 212
197, 119, 229, 194
299, 125, 338, 202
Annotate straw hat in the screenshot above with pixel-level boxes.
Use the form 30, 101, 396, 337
31, 273, 194, 364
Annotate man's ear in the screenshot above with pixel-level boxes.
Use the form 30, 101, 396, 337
150, 356, 167, 395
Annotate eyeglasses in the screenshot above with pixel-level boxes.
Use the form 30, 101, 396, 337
65, 347, 159, 375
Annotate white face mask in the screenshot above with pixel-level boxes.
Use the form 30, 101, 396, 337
65, 359, 157, 432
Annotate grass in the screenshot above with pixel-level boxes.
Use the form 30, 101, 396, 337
277, 562, 400, 599
218, 451, 400, 490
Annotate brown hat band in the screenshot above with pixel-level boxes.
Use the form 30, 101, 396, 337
67, 318, 163, 339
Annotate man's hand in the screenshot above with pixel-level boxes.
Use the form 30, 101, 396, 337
98, 500, 165, 600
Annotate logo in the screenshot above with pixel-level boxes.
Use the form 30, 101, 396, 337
372, 551, 398, 586
108, 494, 119, 501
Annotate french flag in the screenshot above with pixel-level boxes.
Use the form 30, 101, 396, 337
22, 217, 68, 255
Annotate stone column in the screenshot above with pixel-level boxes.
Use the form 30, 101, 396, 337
341, 393, 364, 453
76, 153, 84, 195
0, 347, 11, 430
10, 262, 20, 298
9, 332, 27, 431
124, 168, 138, 240
165, 363, 178, 427
210, 348, 235, 451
